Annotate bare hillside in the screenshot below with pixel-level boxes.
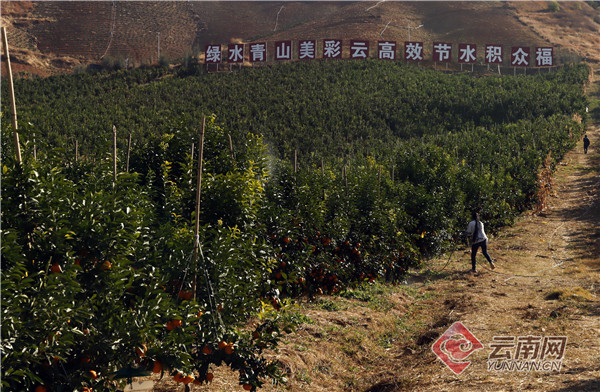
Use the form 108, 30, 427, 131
1, 1, 599, 76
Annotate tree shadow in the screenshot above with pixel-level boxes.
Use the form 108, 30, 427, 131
551, 379, 600, 392
551, 152, 600, 265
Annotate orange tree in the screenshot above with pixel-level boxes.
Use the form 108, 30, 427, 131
1, 118, 288, 391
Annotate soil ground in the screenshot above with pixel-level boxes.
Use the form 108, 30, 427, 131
150, 71, 600, 392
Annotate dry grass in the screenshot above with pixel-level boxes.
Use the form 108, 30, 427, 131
1, 1, 599, 77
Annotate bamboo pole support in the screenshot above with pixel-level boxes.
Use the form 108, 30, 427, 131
294, 149, 298, 174
112, 125, 117, 184
1, 27, 21, 164
321, 159, 326, 200
228, 133, 235, 165
192, 116, 206, 300
126, 133, 132, 173
191, 142, 195, 162
378, 166, 382, 197
75, 140, 79, 162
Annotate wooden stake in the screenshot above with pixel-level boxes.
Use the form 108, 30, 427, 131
191, 142, 195, 162
75, 140, 79, 162
192, 116, 206, 300
378, 166, 382, 197
228, 133, 234, 163
112, 125, 117, 184
321, 159, 326, 200
126, 133, 132, 173
1, 27, 21, 164
294, 149, 298, 174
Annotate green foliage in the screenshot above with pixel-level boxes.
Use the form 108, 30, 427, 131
548, 1, 560, 12
1, 121, 284, 391
0, 61, 589, 390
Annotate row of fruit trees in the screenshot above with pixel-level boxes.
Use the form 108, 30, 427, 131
1, 61, 590, 391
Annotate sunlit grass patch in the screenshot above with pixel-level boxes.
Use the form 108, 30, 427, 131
545, 286, 596, 301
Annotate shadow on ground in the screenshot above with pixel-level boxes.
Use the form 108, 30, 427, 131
551, 379, 600, 392
553, 152, 600, 264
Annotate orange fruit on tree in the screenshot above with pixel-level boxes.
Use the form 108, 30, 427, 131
178, 291, 193, 300
193, 378, 202, 385
206, 372, 214, 382
172, 319, 182, 328
89, 370, 98, 380
173, 372, 184, 383
224, 344, 234, 355
80, 355, 91, 364
152, 360, 163, 374
101, 261, 111, 270
135, 344, 147, 357
34, 386, 47, 392
201, 345, 213, 355
218, 340, 228, 350
50, 263, 62, 274
243, 384, 253, 391
166, 321, 174, 331
182, 375, 195, 384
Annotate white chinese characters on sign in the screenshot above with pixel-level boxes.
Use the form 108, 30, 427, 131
378, 41, 397, 60
275, 41, 292, 61
249, 43, 266, 62
205, 45, 221, 64
458, 43, 477, 64
205, 40, 552, 68
535, 47, 553, 67
511, 46, 530, 66
350, 40, 369, 59
323, 39, 342, 59
433, 42, 452, 62
228, 44, 244, 63
298, 40, 316, 60
404, 42, 424, 61
485, 45, 503, 64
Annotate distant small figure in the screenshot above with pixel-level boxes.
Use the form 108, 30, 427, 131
583, 134, 590, 154
465, 212, 495, 273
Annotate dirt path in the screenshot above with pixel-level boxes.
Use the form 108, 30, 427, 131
391, 120, 600, 391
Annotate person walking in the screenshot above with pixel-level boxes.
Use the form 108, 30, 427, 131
466, 212, 495, 273
583, 134, 590, 154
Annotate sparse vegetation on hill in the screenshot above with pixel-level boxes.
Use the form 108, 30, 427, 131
1, 1, 599, 77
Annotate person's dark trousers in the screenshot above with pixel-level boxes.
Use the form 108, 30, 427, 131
471, 240, 492, 270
